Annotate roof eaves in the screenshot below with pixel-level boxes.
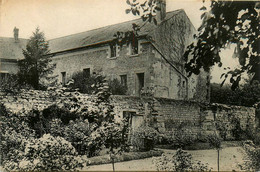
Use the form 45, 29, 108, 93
49, 34, 148, 55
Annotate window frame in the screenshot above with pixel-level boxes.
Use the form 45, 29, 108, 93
110, 42, 118, 58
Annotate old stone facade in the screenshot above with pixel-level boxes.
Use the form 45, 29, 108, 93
0, 7, 210, 102
47, 9, 209, 101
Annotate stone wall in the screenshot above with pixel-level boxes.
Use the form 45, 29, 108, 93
1, 90, 255, 141
110, 95, 256, 140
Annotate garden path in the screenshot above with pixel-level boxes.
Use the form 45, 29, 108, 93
84, 147, 245, 171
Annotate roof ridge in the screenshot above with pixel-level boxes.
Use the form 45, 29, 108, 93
49, 9, 183, 42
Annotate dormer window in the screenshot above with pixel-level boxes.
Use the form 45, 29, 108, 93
130, 39, 139, 55
110, 43, 117, 58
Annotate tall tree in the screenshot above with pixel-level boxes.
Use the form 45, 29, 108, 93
184, 1, 260, 90
18, 28, 56, 89
126, 0, 260, 89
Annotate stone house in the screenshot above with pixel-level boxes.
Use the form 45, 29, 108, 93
0, 2, 210, 102
47, 6, 209, 101
0, 37, 27, 80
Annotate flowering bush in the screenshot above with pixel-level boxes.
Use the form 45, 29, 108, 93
49, 118, 91, 155
3, 134, 85, 171
131, 125, 159, 151
1, 82, 126, 171
0, 104, 36, 164
153, 149, 210, 171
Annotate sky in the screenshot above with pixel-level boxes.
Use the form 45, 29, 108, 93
0, 0, 240, 83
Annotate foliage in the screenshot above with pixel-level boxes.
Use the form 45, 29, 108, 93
1, 81, 126, 171
159, 131, 197, 149
49, 118, 91, 156
69, 71, 106, 94
240, 140, 260, 171
131, 125, 159, 151
208, 134, 222, 150
126, 0, 260, 89
126, 0, 160, 24
158, 122, 198, 148
70, 71, 127, 95
0, 104, 36, 164
108, 78, 127, 95
153, 149, 210, 171
17, 27, 56, 90
210, 80, 260, 107
3, 134, 85, 171
229, 115, 255, 141
215, 121, 228, 140
184, 1, 260, 89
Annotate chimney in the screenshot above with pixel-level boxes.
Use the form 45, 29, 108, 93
156, 0, 166, 24
13, 27, 19, 42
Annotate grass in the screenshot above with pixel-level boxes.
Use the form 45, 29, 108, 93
87, 149, 163, 166
155, 141, 241, 150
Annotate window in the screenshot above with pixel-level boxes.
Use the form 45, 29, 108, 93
136, 73, 144, 96
83, 68, 90, 78
61, 72, 66, 86
110, 43, 117, 58
130, 40, 138, 55
120, 75, 127, 87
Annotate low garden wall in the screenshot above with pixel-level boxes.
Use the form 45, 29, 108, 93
111, 96, 256, 141
1, 90, 256, 141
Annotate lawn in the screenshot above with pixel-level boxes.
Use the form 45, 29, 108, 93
84, 146, 245, 171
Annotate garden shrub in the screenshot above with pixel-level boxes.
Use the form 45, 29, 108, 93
240, 140, 260, 171
158, 129, 198, 149
0, 104, 36, 164
131, 125, 159, 151
153, 149, 210, 171
1, 82, 127, 171
3, 134, 85, 171
69, 72, 106, 94
49, 118, 92, 155
108, 78, 127, 95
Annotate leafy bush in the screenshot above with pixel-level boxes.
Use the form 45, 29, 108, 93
153, 149, 210, 171
0, 104, 36, 164
131, 125, 159, 151
49, 118, 91, 155
210, 81, 260, 107
240, 140, 260, 171
108, 78, 127, 95
0, 74, 32, 94
207, 134, 222, 150
3, 134, 85, 171
69, 72, 106, 94
158, 129, 198, 149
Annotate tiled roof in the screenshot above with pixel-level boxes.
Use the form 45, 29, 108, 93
0, 37, 28, 60
48, 9, 183, 53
